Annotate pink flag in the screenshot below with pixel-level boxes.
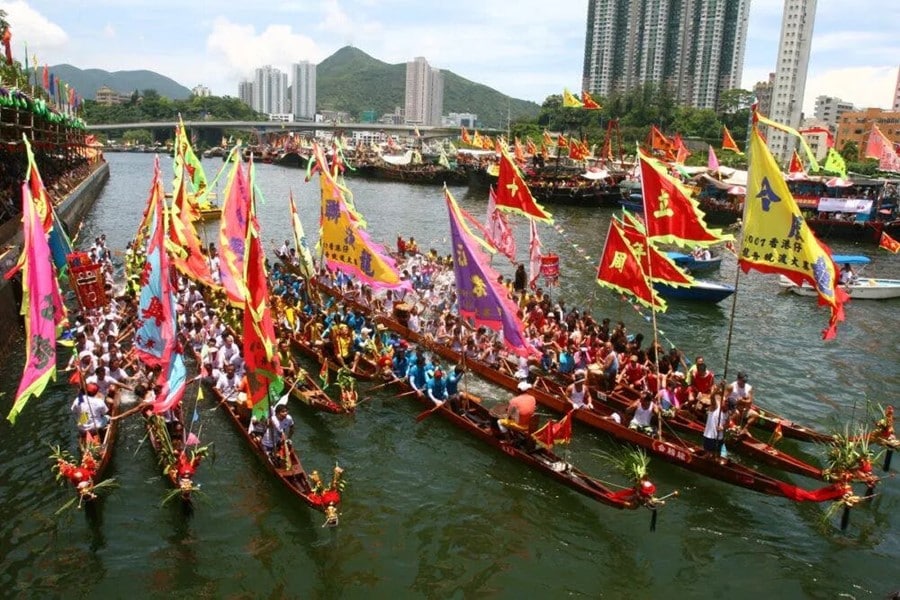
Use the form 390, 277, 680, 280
708, 145, 720, 172
528, 218, 542, 289
7, 180, 66, 423
486, 186, 516, 261
186, 432, 201, 446
865, 125, 900, 172
218, 157, 251, 305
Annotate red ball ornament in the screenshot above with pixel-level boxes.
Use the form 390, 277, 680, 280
640, 479, 657, 496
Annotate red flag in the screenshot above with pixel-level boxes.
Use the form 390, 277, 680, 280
879, 231, 900, 253
494, 137, 503, 154
168, 165, 216, 288
494, 150, 553, 223
557, 134, 569, 149
533, 411, 573, 448
864, 125, 900, 172
619, 213, 694, 287
722, 126, 743, 154
582, 90, 601, 110
514, 137, 526, 164
648, 126, 676, 161
481, 134, 494, 151
525, 138, 537, 155
461, 127, 471, 144
788, 150, 804, 174
486, 187, 516, 261
638, 149, 732, 247
673, 134, 691, 164
42, 64, 49, 89
596, 220, 665, 310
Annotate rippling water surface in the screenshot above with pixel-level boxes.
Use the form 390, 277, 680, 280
0, 153, 897, 598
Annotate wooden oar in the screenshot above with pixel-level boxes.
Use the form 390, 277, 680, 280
415, 400, 448, 423
368, 377, 400, 392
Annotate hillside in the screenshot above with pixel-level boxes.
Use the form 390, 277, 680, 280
47, 64, 192, 100
317, 46, 540, 128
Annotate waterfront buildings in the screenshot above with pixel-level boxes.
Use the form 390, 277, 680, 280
94, 85, 129, 106
835, 108, 900, 152
291, 61, 317, 121
404, 57, 443, 126
251, 65, 288, 116
442, 112, 478, 128
768, 0, 817, 163
813, 96, 854, 133
581, 0, 750, 110
238, 80, 253, 108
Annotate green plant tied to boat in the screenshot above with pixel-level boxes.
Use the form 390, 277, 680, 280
822, 424, 882, 482
335, 367, 358, 410
594, 447, 675, 510
49, 445, 116, 512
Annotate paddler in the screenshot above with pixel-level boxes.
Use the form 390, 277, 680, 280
498, 381, 537, 439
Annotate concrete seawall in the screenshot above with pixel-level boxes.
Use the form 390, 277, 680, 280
0, 161, 111, 356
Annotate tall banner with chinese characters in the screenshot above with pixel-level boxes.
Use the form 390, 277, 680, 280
445, 188, 537, 357
6, 181, 66, 423
67, 252, 108, 310
619, 212, 694, 288
316, 144, 407, 290
741, 123, 847, 339
218, 156, 251, 306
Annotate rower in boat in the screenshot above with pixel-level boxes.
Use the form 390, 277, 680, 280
701, 391, 727, 458
566, 370, 594, 411
497, 381, 538, 441
263, 404, 295, 467
71, 383, 111, 441
685, 356, 715, 405
627, 391, 659, 436
725, 372, 757, 436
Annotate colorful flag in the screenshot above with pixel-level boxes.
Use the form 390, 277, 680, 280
557, 134, 569, 149
514, 137, 526, 164
708, 145, 720, 171
673, 134, 691, 164
319, 360, 329, 388
472, 130, 484, 148
315, 144, 408, 290
218, 155, 251, 306
879, 231, 900, 253
788, 150, 804, 174
445, 188, 537, 357
461, 127, 471, 145
174, 117, 209, 203
756, 112, 820, 172
596, 220, 665, 311
288, 191, 317, 280
722, 125, 743, 154
525, 138, 538, 155
168, 161, 216, 288
486, 186, 516, 262
638, 149, 732, 247
242, 180, 284, 419
648, 126, 676, 161
532, 411, 573, 448
542, 130, 553, 147
42, 64, 48, 89
582, 90, 601, 110
528, 218, 542, 289
6, 178, 65, 423
481, 134, 494, 151
562, 88, 583, 108
494, 149, 553, 223
23, 138, 72, 273
741, 123, 847, 340
822, 148, 847, 178
864, 125, 900, 172
619, 212, 694, 288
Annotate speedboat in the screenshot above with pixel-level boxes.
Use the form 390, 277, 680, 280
778, 276, 900, 300
665, 251, 723, 273
654, 280, 735, 303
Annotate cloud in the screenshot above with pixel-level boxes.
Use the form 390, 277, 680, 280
103, 23, 116, 39
0, 0, 68, 48
205, 16, 325, 80
804, 66, 897, 113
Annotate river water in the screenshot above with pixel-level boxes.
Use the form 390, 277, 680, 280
0, 153, 897, 599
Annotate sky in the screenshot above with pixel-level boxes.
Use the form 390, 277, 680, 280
1, 0, 898, 115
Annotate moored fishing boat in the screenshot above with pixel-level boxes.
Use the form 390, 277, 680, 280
652, 279, 736, 303
778, 276, 900, 300
664, 251, 723, 273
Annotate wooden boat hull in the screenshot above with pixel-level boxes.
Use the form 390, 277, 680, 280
313, 283, 844, 500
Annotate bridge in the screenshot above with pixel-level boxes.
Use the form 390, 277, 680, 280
85, 120, 496, 140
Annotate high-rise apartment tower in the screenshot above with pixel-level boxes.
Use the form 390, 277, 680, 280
582, 0, 750, 110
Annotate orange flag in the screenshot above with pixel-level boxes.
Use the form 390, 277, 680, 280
722, 126, 744, 154
494, 137, 504, 154
481, 134, 495, 151
514, 137, 526, 163
674, 134, 690, 164
461, 127, 471, 145
494, 149, 553, 223
532, 411, 573, 448
557, 134, 569, 149
582, 90, 601, 110
525, 138, 537, 155
879, 231, 900, 253
788, 150, 804, 174
648, 126, 676, 161
542, 130, 553, 147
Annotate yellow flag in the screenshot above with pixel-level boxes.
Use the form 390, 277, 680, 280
823, 148, 847, 179
562, 88, 583, 108
742, 123, 846, 339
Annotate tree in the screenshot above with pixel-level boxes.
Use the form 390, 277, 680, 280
122, 129, 153, 146
840, 140, 859, 163
718, 89, 754, 115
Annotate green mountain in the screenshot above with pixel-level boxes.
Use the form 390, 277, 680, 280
47, 64, 192, 100
317, 46, 540, 129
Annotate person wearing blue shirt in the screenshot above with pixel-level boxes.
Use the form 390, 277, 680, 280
558, 344, 576, 375
446, 365, 465, 413
427, 368, 449, 405
407, 356, 428, 396
392, 346, 410, 379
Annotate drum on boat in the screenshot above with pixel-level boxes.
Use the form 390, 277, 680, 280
587, 365, 605, 388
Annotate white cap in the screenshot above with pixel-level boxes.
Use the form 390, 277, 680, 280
517, 381, 533, 392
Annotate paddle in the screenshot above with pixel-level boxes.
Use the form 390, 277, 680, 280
368, 376, 401, 393
415, 400, 448, 423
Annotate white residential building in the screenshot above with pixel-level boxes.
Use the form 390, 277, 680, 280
813, 95, 854, 133
405, 57, 443, 126
291, 61, 317, 121
191, 84, 211, 98
768, 0, 817, 164
252, 65, 288, 115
